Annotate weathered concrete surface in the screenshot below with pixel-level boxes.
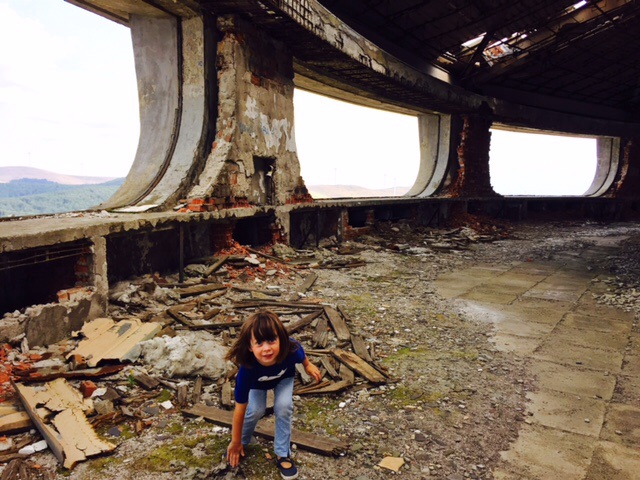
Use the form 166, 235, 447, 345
188, 15, 306, 206
435, 239, 640, 479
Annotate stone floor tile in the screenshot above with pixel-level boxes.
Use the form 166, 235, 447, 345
533, 339, 624, 373
550, 325, 629, 351
600, 403, 640, 448
526, 389, 605, 437
458, 288, 519, 305
491, 319, 555, 338
571, 305, 635, 323
585, 441, 640, 480
529, 360, 616, 400
561, 312, 633, 335
499, 424, 594, 480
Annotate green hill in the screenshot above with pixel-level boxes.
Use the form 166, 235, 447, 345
0, 178, 124, 217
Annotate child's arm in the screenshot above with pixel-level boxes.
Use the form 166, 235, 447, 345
302, 357, 322, 382
227, 402, 248, 467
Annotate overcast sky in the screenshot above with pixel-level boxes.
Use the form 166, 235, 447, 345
0, 0, 597, 194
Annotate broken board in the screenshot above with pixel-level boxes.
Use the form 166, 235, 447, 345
182, 405, 348, 456
12, 379, 115, 469
331, 348, 387, 384
324, 307, 351, 342
68, 317, 162, 367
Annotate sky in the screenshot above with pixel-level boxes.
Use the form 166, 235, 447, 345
0, 0, 597, 194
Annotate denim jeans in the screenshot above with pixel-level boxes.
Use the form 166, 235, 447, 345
241, 376, 294, 458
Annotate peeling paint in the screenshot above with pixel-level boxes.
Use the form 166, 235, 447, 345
245, 96, 259, 119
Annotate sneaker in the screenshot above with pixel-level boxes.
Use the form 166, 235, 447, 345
276, 456, 298, 480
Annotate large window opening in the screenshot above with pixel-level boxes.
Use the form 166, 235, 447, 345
0, 1, 138, 218
294, 89, 420, 199
489, 128, 597, 196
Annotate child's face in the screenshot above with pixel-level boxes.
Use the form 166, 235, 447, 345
249, 333, 281, 366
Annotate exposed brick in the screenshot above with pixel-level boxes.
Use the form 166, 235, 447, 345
211, 223, 236, 251
447, 108, 498, 198
80, 380, 97, 398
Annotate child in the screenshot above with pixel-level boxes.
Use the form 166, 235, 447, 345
225, 309, 322, 479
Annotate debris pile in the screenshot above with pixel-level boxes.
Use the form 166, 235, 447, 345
0, 217, 543, 479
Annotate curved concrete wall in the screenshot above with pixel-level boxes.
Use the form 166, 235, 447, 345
406, 113, 452, 197
584, 137, 620, 196
100, 15, 181, 209
133, 16, 208, 208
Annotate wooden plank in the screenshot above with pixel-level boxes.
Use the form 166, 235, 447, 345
0, 407, 50, 434
203, 307, 222, 320
221, 381, 233, 408
350, 335, 373, 362
312, 318, 329, 348
169, 305, 242, 330
166, 303, 197, 324
192, 376, 203, 405
203, 255, 228, 277
331, 349, 386, 384
175, 283, 227, 298
182, 405, 348, 456
294, 380, 332, 394
339, 363, 355, 384
14, 364, 125, 383
177, 384, 188, 407
233, 300, 323, 310
245, 246, 286, 264
299, 379, 353, 395
296, 272, 318, 293
285, 310, 323, 335
295, 363, 312, 384
232, 285, 281, 297
0, 411, 32, 434
324, 307, 351, 342
320, 356, 339, 379
133, 372, 159, 390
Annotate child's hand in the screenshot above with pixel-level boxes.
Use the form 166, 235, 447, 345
227, 441, 245, 467
305, 362, 322, 382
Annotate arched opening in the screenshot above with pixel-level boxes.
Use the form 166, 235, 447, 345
489, 128, 598, 196
0, 1, 138, 217
294, 89, 420, 199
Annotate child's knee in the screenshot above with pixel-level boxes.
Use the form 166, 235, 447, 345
245, 404, 266, 420
274, 400, 293, 418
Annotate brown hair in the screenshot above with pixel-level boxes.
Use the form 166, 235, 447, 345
225, 310, 295, 367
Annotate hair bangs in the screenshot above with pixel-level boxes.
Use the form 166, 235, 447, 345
251, 315, 279, 343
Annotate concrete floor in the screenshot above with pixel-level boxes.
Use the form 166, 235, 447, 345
434, 238, 640, 480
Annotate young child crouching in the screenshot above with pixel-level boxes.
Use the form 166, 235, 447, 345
225, 310, 321, 479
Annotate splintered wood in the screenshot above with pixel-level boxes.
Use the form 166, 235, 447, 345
12, 378, 115, 469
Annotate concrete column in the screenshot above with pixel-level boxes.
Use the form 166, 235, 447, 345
89, 236, 109, 319
188, 15, 309, 209
407, 113, 452, 197
446, 107, 498, 197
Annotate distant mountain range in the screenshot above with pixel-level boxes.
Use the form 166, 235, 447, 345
0, 167, 124, 218
0, 166, 410, 217
0, 166, 119, 185
307, 184, 410, 198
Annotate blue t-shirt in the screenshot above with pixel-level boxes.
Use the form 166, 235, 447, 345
234, 339, 306, 404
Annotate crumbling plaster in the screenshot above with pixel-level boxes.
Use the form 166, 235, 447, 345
188, 15, 305, 207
